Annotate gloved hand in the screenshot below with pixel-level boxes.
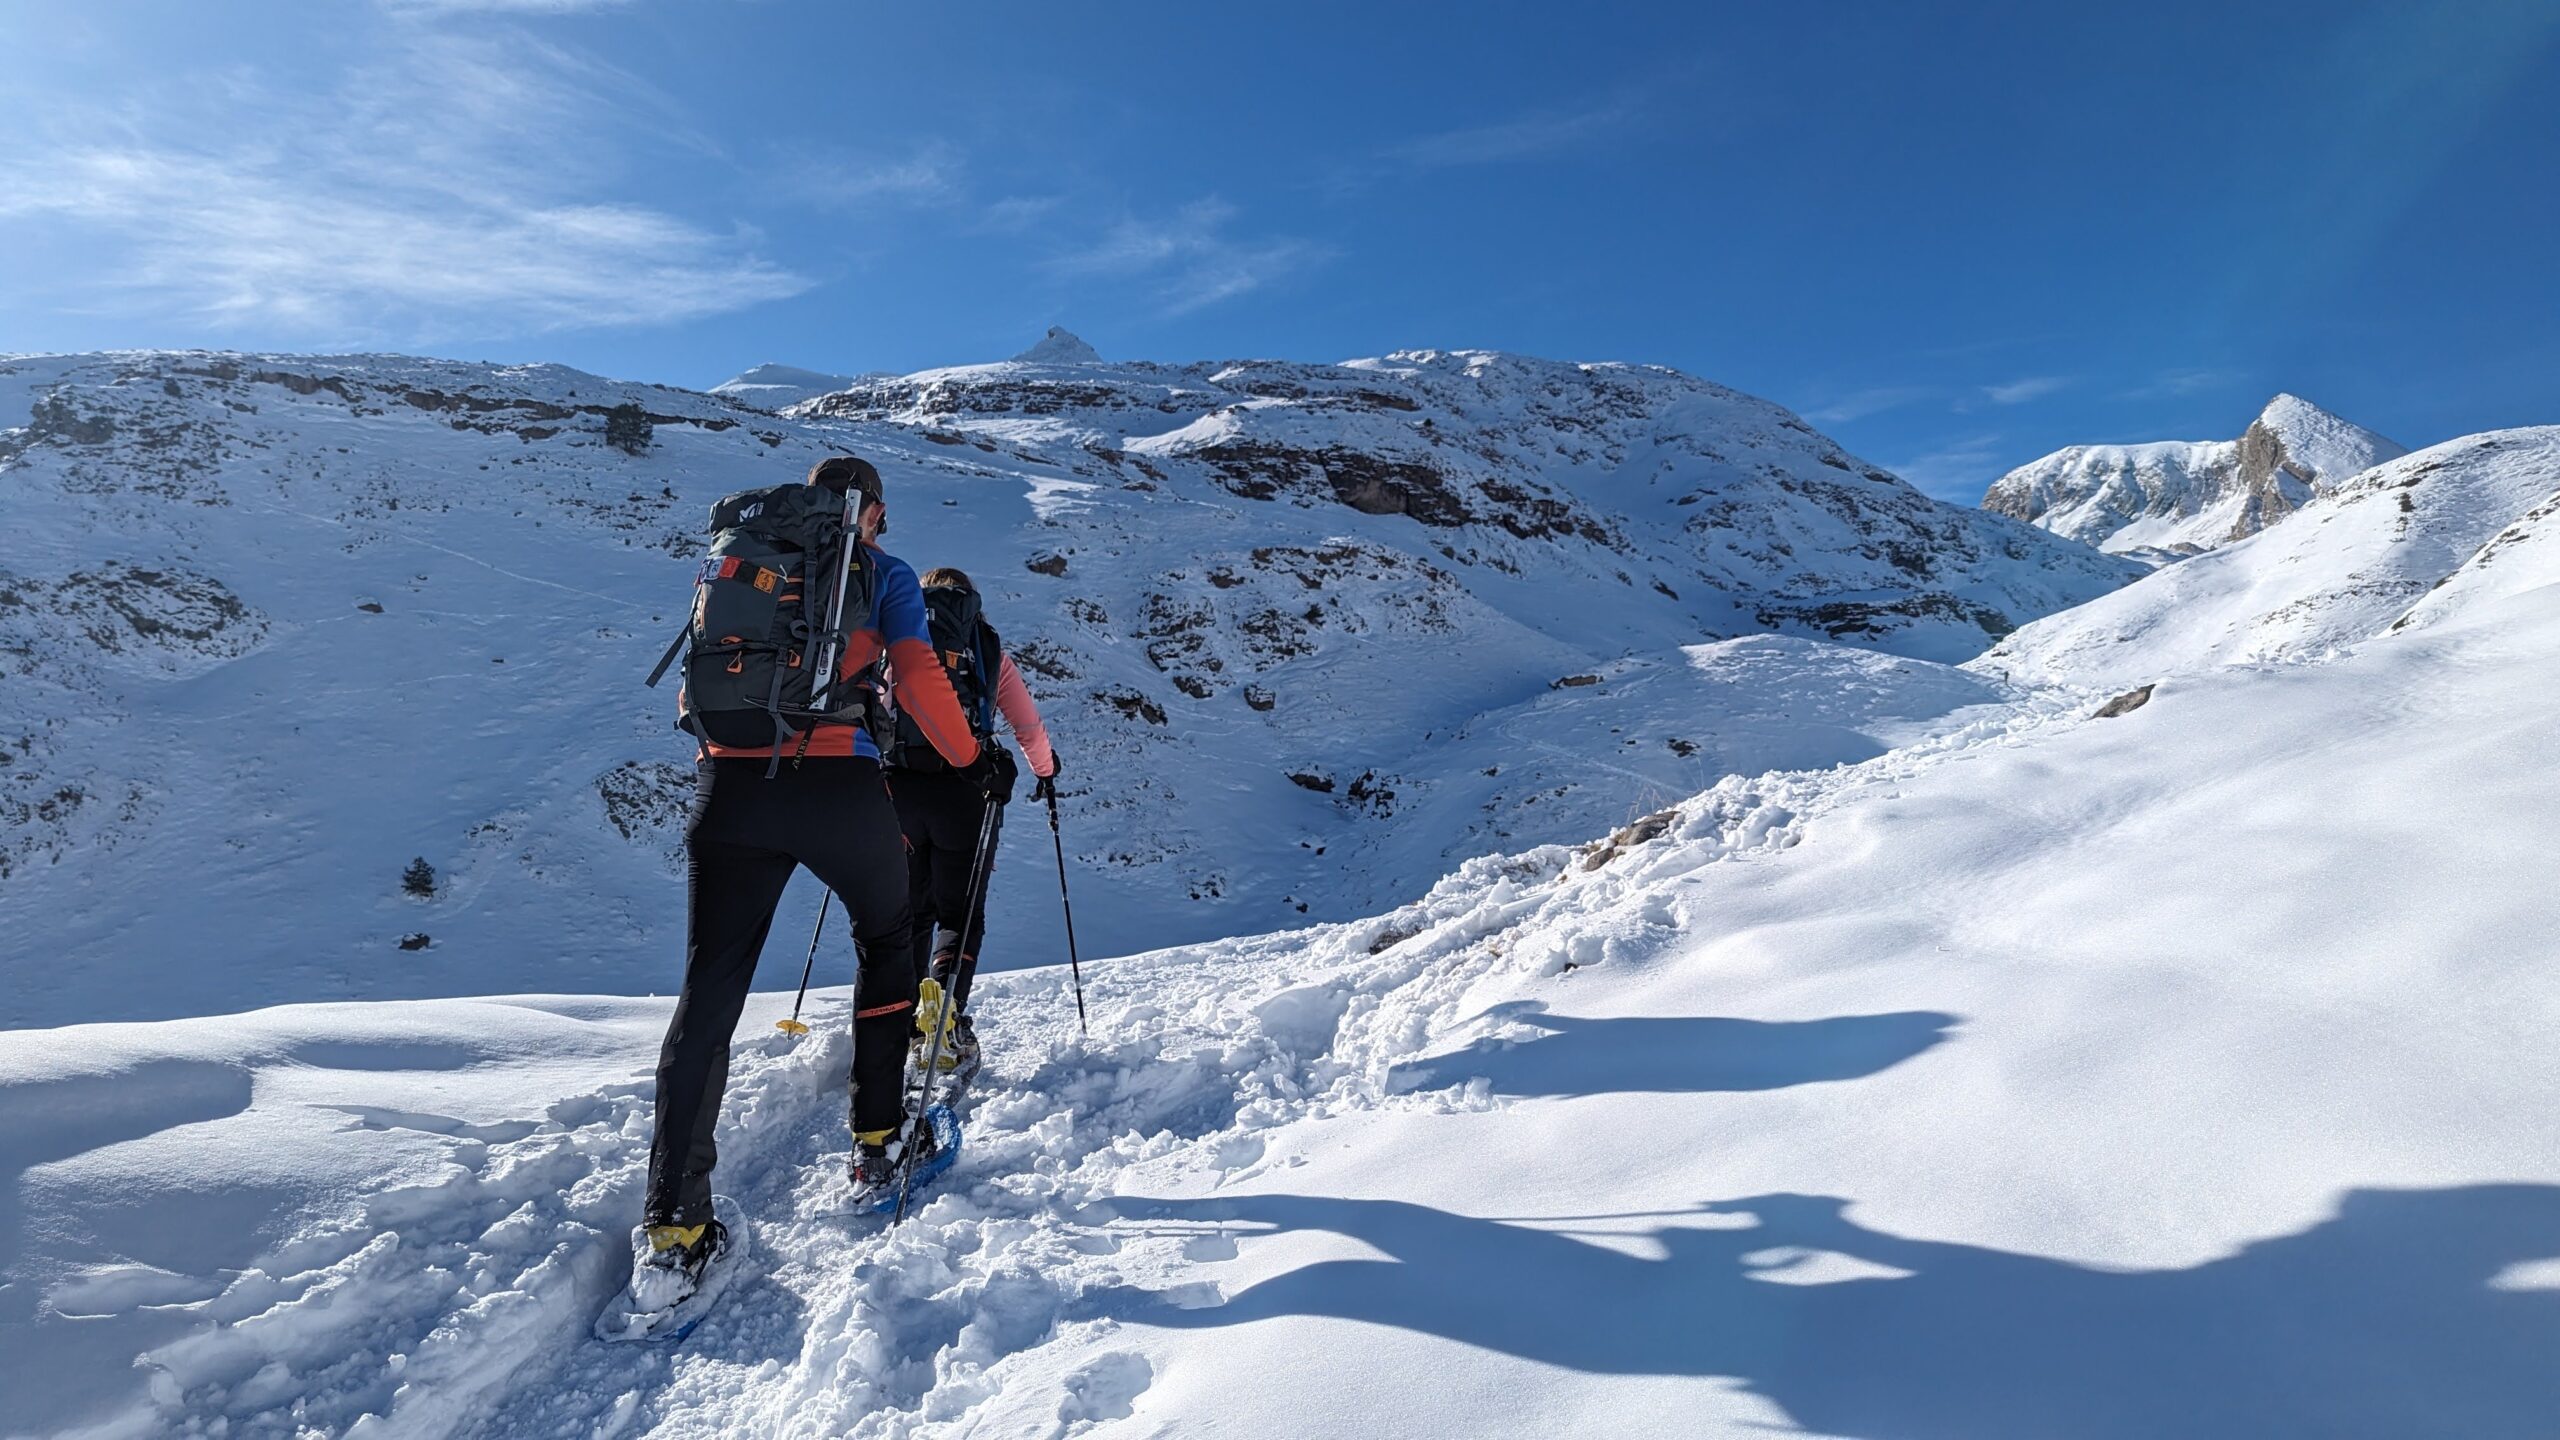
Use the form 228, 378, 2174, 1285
969, 745, 1019, 802
1033, 756, 1061, 804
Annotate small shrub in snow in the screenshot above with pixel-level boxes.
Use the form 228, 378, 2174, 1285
604, 403, 653, 456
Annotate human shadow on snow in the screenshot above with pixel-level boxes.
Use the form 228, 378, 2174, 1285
1385, 1002, 1957, 1098
1088, 1184, 2560, 1439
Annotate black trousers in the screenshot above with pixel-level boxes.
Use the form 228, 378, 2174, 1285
888, 767, 1004, 1014
645, 757, 916, 1227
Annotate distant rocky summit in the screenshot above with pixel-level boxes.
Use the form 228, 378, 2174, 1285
1012, 326, 1104, 365
1983, 394, 2406, 559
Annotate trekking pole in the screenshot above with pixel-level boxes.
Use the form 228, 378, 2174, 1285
775, 891, 831, 1036
894, 794, 1000, 1223
1044, 786, 1090, 1039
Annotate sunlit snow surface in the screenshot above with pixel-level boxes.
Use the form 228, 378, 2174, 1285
7, 353, 2556, 1437
11, 458, 2560, 1433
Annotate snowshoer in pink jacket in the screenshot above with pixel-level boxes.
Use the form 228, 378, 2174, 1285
883, 566, 1060, 1083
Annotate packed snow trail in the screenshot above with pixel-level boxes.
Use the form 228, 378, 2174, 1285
17, 584, 2560, 1434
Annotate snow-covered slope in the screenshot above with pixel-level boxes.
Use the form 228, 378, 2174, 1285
709, 363, 868, 411
13, 526, 2558, 1439
1980, 427, 2560, 689
1982, 394, 2407, 558
0, 345, 2130, 1028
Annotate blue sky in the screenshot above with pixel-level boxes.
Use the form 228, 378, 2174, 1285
2, 2, 2554, 500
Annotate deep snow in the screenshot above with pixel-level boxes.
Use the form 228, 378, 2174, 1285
11, 455, 2560, 1435
6, 343, 2554, 1438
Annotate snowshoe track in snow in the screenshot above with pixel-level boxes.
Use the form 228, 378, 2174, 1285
75, 719, 1891, 1438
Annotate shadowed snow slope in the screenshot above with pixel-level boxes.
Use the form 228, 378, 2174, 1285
0, 347, 2130, 1028
1982, 393, 2406, 558
10, 555, 2558, 1437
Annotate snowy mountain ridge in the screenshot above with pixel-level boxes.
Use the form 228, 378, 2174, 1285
709, 362, 871, 411
0, 341, 2131, 1029
1980, 425, 2560, 689
1982, 393, 2407, 559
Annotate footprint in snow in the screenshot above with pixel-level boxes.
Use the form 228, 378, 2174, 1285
1054, 1351, 1154, 1431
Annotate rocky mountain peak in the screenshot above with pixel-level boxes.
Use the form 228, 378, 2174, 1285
1983, 393, 2408, 561
1013, 326, 1103, 365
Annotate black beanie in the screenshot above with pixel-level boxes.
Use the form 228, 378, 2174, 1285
807, 455, 883, 501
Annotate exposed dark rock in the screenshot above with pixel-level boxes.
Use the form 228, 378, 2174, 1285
2094, 685, 2157, 718
1580, 808, 1679, 871
1093, 686, 1167, 725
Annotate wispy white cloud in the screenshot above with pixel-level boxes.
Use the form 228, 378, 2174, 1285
1382, 99, 1639, 170
793, 142, 965, 208
1883, 432, 2011, 501
2120, 368, 2244, 401
1328, 95, 1642, 194
0, 29, 803, 340
974, 195, 1068, 234
1982, 375, 2072, 405
1046, 198, 1321, 315
378, 0, 635, 12
1803, 385, 1935, 425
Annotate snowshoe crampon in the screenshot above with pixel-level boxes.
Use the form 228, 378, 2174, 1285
595, 1193, 750, 1343
854, 1103, 961, 1216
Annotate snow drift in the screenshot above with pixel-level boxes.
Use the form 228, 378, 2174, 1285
11, 515, 2560, 1436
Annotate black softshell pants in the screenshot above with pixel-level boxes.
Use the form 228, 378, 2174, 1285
888, 767, 1004, 1014
645, 757, 916, 1227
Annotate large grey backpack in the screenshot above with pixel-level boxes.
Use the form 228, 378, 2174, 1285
646, 483, 878, 765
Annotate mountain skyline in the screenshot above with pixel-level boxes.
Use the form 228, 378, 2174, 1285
4, 3, 2557, 500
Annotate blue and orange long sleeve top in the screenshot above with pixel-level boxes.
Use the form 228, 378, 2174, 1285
703, 545, 983, 767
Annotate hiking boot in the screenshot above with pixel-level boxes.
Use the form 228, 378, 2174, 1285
848, 1125, 940, 1204
946, 1014, 981, 1078
628, 1217, 729, 1314
910, 975, 981, 1077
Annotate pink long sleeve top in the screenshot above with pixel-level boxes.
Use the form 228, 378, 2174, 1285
993, 651, 1057, 778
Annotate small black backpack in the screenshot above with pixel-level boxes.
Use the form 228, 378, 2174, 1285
646, 483, 879, 764
888, 581, 1001, 771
